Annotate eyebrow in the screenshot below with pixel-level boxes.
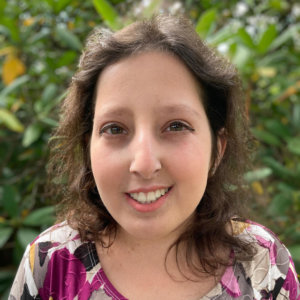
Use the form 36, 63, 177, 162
94, 103, 203, 120
94, 107, 133, 120
156, 104, 203, 119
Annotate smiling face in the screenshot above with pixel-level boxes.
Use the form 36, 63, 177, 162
90, 51, 213, 242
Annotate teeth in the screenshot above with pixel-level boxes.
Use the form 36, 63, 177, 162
129, 188, 169, 204
147, 191, 156, 202
138, 192, 146, 202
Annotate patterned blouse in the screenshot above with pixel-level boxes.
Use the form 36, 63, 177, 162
9, 220, 300, 300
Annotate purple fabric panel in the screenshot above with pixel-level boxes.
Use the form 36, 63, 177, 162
38, 247, 87, 300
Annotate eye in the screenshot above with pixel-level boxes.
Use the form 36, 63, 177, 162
165, 121, 195, 132
100, 123, 127, 135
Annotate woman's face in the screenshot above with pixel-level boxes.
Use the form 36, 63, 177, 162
90, 51, 214, 241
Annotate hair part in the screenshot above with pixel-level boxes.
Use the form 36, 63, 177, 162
48, 14, 255, 277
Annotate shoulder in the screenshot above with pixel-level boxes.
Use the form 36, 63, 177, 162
9, 222, 107, 300
29, 220, 82, 251
23, 221, 85, 272
230, 219, 300, 299
28, 220, 100, 278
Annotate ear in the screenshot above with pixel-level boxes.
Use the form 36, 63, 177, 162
211, 128, 227, 175
216, 128, 227, 164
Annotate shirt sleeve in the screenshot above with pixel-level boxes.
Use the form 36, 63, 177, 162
245, 220, 300, 299
276, 258, 300, 300
9, 244, 40, 299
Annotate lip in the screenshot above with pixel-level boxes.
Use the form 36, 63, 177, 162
127, 185, 171, 194
125, 186, 173, 213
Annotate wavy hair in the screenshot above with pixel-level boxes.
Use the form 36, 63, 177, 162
48, 14, 255, 276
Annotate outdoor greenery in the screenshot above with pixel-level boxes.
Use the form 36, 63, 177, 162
0, 0, 299, 296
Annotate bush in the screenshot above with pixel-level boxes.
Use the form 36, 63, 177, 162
0, 0, 299, 296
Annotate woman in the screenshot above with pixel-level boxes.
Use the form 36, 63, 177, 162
10, 15, 299, 300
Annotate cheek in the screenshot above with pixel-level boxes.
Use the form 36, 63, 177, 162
167, 143, 211, 217
90, 143, 122, 193
171, 136, 212, 169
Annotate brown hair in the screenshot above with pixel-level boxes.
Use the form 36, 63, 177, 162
49, 14, 255, 276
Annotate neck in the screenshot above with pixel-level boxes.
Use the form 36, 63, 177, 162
98, 225, 202, 281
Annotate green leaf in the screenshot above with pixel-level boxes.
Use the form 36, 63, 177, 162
237, 28, 255, 49
42, 83, 58, 103
43, 0, 55, 10
267, 193, 292, 216
0, 108, 24, 132
269, 0, 285, 10
207, 23, 236, 45
292, 104, 300, 130
251, 128, 281, 146
270, 24, 300, 50
55, 0, 73, 13
55, 26, 82, 51
288, 245, 300, 261
277, 182, 294, 193
13, 237, 25, 265
262, 157, 295, 181
1, 17, 20, 42
244, 168, 273, 182
0, 75, 29, 100
0, 2, 6, 19
39, 117, 59, 127
0, 227, 13, 248
35, 84, 60, 115
28, 28, 51, 44
23, 206, 55, 226
283, 222, 300, 242
196, 9, 216, 38
231, 45, 252, 68
257, 24, 277, 54
2, 185, 20, 218
1, 288, 11, 300
93, 0, 121, 30
22, 123, 43, 147
0, 1, 6, 15
287, 137, 300, 155
56, 50, 77, 67
17, 228, 39, 249
0, 270, 14, 296
0, 270, 14, 281
264, 119, 291, 139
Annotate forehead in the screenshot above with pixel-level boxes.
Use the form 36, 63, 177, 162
94, 50, 204, 114
97, 50, 200, 92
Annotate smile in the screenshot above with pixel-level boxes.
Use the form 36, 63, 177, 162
127, 187, 171, 204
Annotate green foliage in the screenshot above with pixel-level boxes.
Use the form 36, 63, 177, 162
0, 108, 24, 133
0, 0, 102, 294
0, 0, 299, 295
93, 0, 122, 30
195, 9, 216, 38
197, 0, 300, 273
55, 26, 83, 50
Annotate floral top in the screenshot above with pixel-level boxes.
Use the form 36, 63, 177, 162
9, 220, 300, 300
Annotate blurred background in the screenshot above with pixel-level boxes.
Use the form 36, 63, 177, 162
0, 0, 299, 296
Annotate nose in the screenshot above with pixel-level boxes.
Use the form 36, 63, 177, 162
129, 132, 162, 179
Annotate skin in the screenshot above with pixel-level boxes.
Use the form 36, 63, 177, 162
90, 51, 226, 299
